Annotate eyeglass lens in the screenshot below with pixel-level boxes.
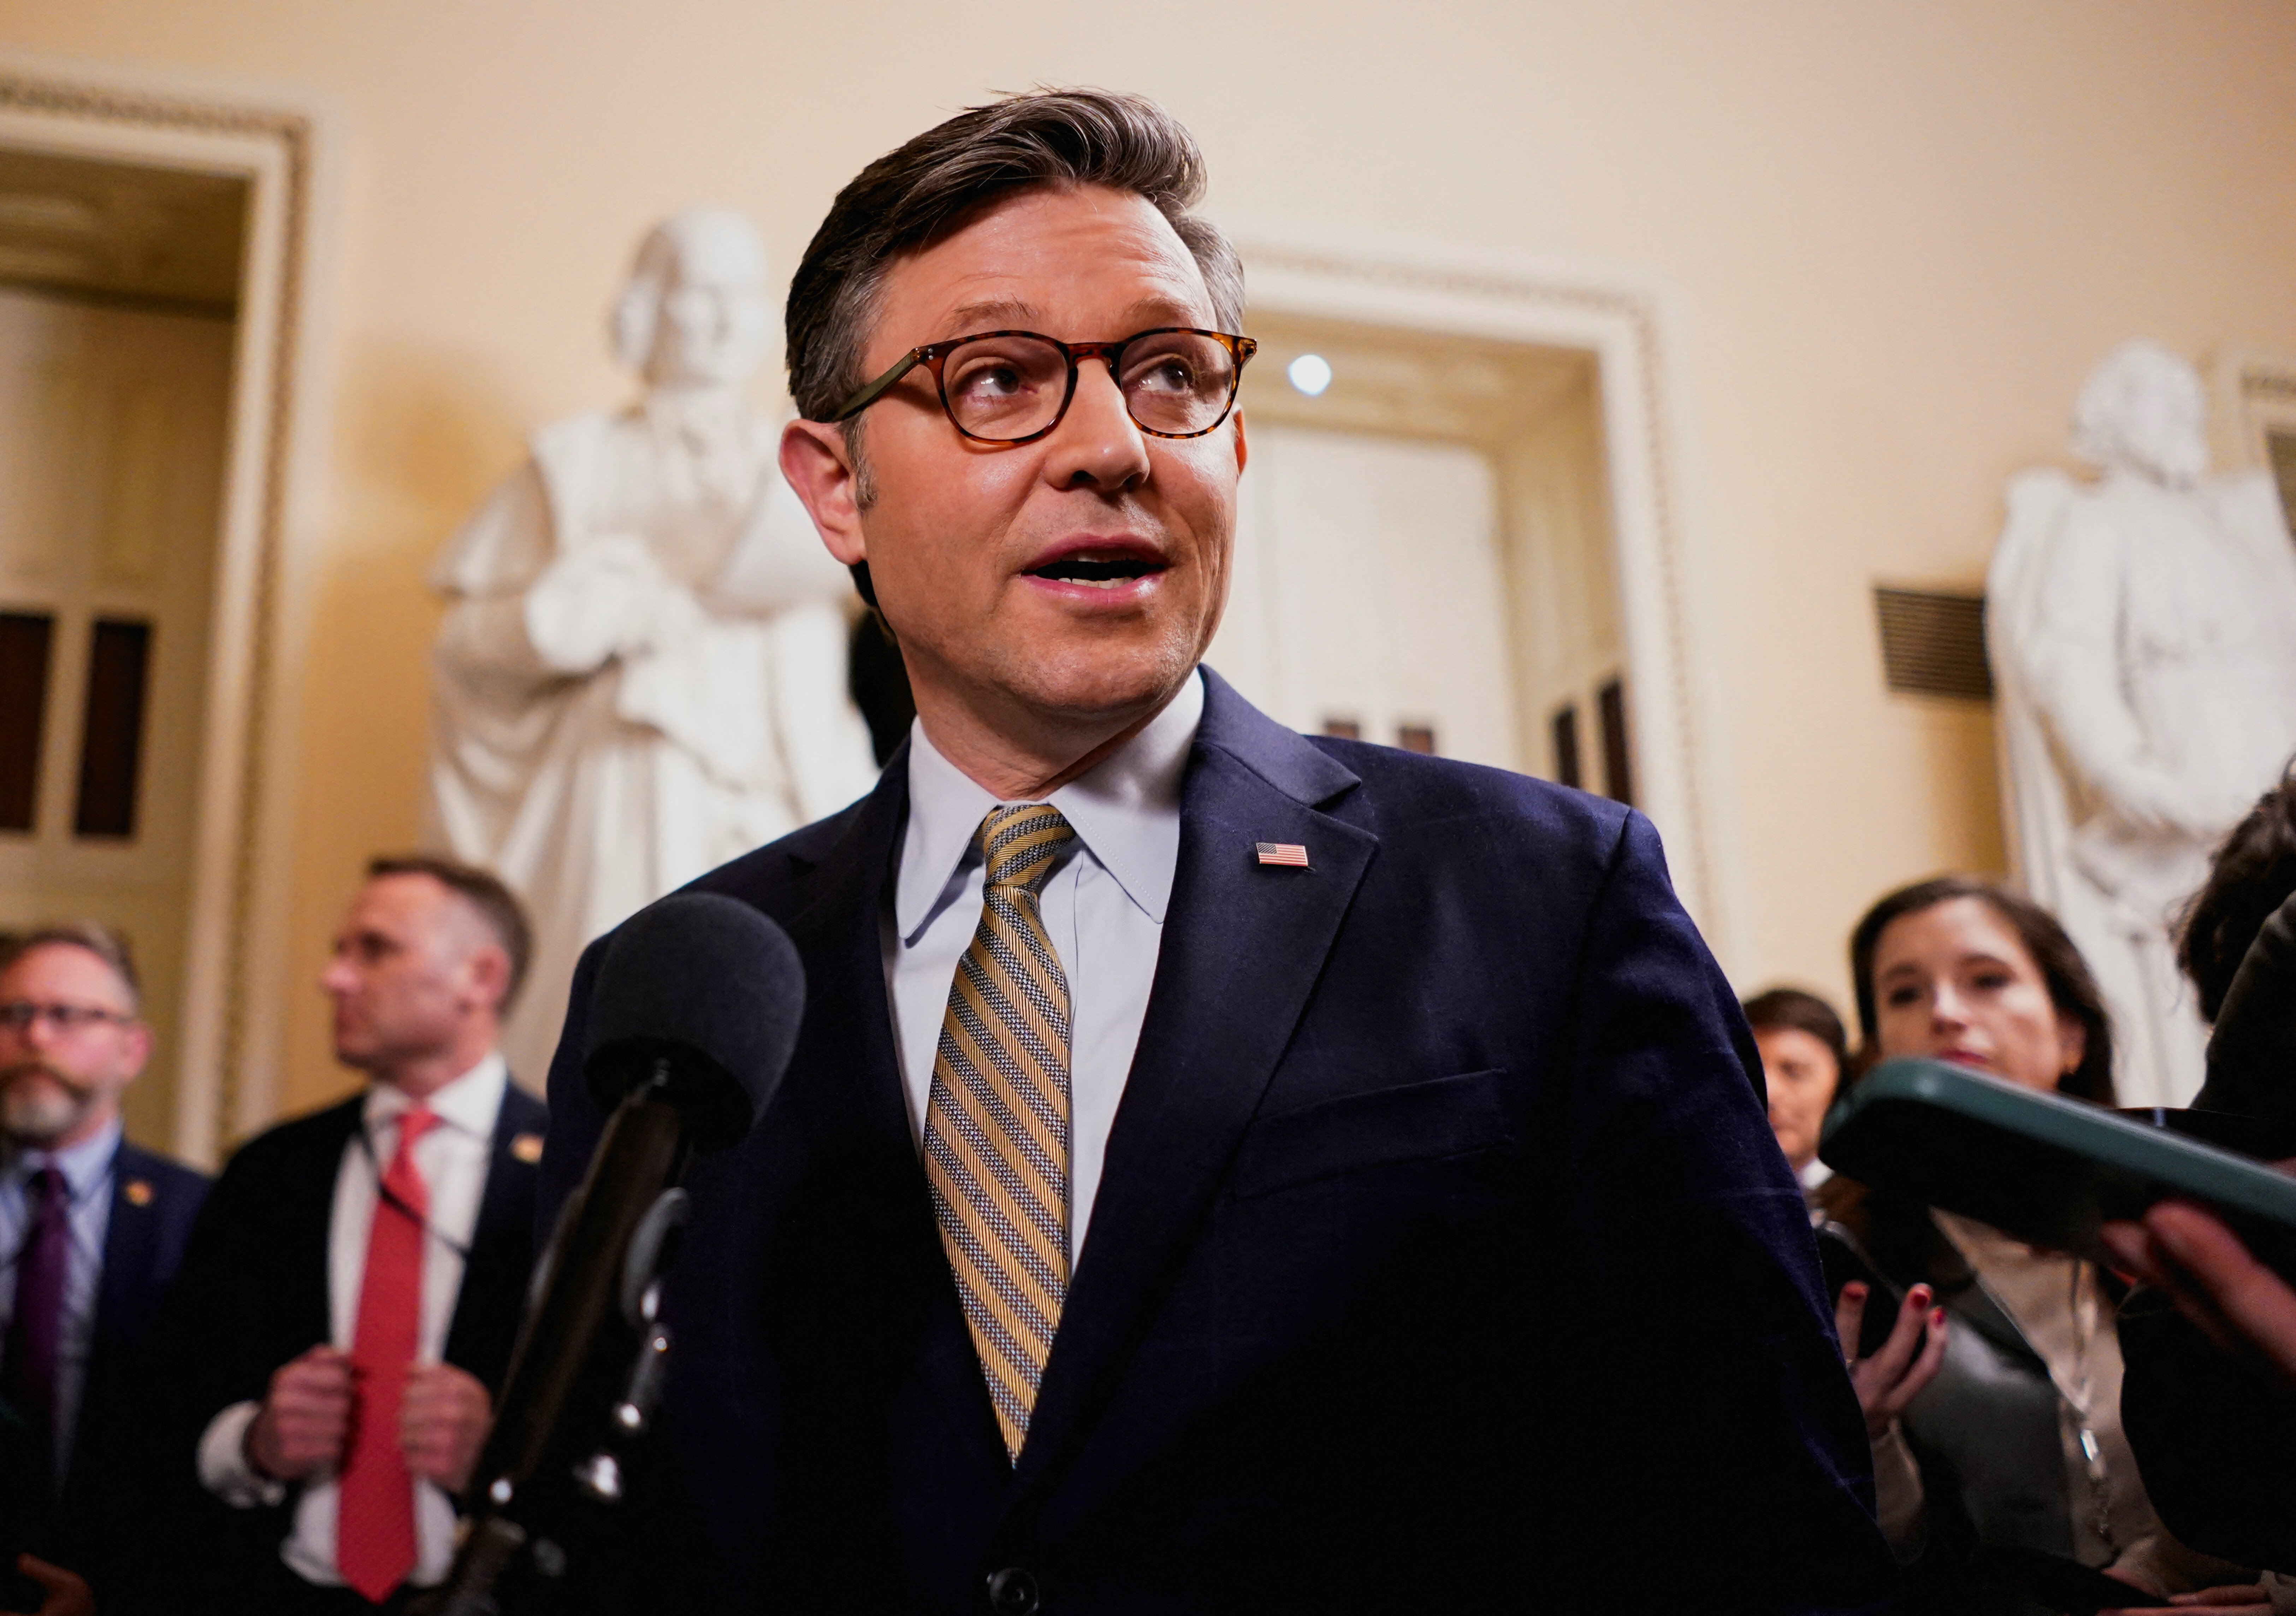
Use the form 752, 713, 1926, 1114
942, 332, 1239, 441
0, 1001, 124, 1032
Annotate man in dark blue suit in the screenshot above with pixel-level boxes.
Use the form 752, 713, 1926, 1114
542, 90, 1892, 1614
0, 924, 207, 1605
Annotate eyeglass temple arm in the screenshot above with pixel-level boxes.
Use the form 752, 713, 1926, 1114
832, 349, 928, 423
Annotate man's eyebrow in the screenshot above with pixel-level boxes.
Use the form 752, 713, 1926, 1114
942, 298, 1042, 333
935, 293, 1213, 340
1113, 294, 1208, 329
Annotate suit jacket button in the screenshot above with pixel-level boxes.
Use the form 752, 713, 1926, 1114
986, 1567, 1040, 1614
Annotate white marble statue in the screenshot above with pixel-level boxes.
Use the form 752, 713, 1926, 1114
1989, 339, 2296, 1106
427, 207, 880, 1086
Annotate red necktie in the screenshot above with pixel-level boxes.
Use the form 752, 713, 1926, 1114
338, 1105, 436, 1603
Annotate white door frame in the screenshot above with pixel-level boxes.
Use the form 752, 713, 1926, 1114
1236, 228, 1746, 966
0, 51, 338, 1167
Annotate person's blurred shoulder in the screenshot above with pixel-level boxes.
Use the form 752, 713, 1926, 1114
114, 1140, 208, 1202
200, 1092, 366, 1201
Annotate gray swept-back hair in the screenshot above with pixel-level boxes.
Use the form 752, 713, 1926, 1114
0, 921, 142, 1013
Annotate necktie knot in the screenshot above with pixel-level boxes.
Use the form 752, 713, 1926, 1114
28, 1165, 65, 1214
978, 803, 1076, 897
394, 1105, 438, 1156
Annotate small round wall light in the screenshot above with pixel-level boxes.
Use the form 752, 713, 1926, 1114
1286, 353, 1333, 397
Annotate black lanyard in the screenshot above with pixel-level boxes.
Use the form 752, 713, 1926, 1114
353, 1119, 473, 1263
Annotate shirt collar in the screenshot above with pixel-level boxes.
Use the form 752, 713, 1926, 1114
364, 1051, 509, 1141
7, 1116, 122, 1199
896, 668, 1204, 941
1045, 668, 1201, 925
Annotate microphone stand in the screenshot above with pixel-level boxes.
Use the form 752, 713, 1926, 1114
414, 1060, 694, 1616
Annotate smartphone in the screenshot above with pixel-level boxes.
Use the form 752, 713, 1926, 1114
1820, 1059, 2296, 1277
1812, 1221, 1905, 1360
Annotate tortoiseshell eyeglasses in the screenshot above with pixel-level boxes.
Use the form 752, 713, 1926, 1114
831, 328, 1258, 445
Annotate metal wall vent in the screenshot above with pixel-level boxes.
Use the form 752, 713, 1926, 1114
1874, 586, 1991, 702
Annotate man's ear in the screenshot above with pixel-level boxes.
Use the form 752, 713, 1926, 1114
2056, 1011, 2088, 1079
466, 945, 513, 1016
121, 1021, 155, 1082
781, 419, 868, 568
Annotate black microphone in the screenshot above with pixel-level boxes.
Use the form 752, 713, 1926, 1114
421, 892, 804, 1615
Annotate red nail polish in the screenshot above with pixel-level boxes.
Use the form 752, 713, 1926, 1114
1931, 1308, 1945, 1326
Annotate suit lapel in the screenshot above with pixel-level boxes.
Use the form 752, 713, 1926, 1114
91, 1143, 158, 1356
443, 1087, 543, 1374
1014, 672, 1373, 1495
297, 1101, 365, 1344
774, 751, 1014, 1483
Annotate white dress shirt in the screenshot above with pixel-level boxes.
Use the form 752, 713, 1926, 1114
0, 1117, 120, 1489
886, 669, 1202, 1266
197, 1054, 509, 1590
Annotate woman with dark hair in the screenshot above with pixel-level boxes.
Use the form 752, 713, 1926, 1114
1821, 875, 2257, 1613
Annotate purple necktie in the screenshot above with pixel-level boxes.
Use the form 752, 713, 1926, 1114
2, 1166, 70, 1467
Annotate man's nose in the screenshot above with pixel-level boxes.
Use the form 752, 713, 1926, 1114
320, 957, 357, 995
1045, 359, 1150, 491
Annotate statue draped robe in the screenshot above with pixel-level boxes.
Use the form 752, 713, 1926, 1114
428, 398, 880, 1084
1990, 467, 2296, 1105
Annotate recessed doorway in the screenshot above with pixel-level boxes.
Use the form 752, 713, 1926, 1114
1211, 310, 1631, 797
1, 54, 332, 1165
1226, 238, 1739, 957
0, 145, 245, 1151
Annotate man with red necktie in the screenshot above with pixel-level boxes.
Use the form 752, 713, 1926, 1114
158, 857, 548, 1614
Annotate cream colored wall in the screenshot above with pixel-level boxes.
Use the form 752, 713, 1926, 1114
8, 0, 2294, 1109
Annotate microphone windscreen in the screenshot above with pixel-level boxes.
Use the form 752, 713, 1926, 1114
583, 892, 805, 1147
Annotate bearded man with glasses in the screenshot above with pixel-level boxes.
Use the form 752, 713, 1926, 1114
0, 924, 207, 1612
539, 90, 1892, 1615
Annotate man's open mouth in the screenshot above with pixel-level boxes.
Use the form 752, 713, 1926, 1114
1027, 554, 1165, 589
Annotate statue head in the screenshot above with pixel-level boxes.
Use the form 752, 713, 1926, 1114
610, 207, 773, 390
2069, 339, 2211, 487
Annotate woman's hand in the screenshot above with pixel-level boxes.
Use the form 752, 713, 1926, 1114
1835, 1281, 1950, 1439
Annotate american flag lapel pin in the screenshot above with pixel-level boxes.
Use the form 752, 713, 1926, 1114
1255, 842, 1310, 869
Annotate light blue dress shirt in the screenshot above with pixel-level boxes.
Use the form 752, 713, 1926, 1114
0, 1117, 122, 1487
885, 669, 1203, 1267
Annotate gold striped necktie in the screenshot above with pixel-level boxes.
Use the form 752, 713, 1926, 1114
922, 802, 1078, 1461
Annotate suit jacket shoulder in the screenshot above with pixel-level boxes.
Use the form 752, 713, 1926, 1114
497, 1080, 549, 1136
112, 1140, 209, 1204
1301, 731, 1631, 848
210, 1092, 368, 1194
